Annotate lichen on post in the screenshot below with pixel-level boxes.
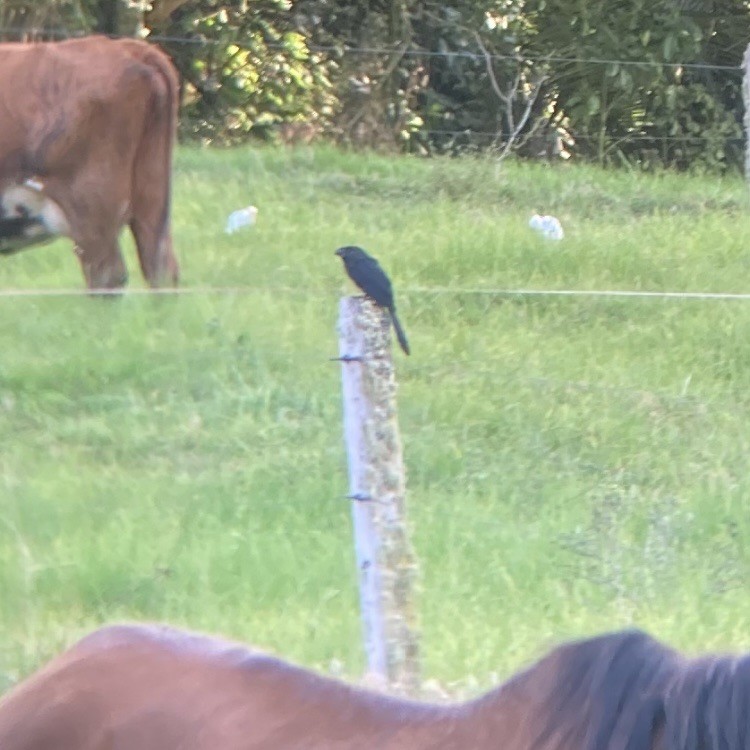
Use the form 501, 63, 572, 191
338, 295, 420, 696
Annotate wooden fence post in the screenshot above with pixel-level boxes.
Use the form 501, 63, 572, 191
744, 43, 750, 184
337, 296, 420, 695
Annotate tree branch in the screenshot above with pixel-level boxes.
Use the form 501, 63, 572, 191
473, 31, 548, 159
145, 0, 190, 28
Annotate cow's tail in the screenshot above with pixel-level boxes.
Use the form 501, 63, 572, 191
130, 41, 180, 286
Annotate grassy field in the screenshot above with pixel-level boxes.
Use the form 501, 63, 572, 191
2, 145, 750, 695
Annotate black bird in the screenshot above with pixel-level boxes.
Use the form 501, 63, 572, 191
335, 245, 410, 355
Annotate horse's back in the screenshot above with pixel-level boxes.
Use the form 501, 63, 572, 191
71, 621, 257, 662
0, 623, 446, 750
0, 624, 280, 750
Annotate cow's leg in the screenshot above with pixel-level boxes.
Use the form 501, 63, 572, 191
128, 76, 179, 288
129, 211, 178, 288
43, 178, 130, 290
65, 208, 128, 290
73, 233, 128, 291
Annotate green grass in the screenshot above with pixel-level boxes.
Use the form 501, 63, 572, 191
2, 146, 750, 694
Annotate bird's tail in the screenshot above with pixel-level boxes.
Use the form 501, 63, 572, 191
390, 309, 411, 355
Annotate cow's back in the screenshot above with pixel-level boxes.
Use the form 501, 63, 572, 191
0, 37, 169, 178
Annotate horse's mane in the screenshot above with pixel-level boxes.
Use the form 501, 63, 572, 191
509, 630, 667, 750
516, 628, 750, 750
664, 652, 750, 750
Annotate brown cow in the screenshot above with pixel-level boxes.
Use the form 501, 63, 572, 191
0, 36, 179, 289
0, 622, 747, 750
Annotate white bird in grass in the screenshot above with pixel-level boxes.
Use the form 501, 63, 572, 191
529, 213, 564, 240
225, 205, 258, 234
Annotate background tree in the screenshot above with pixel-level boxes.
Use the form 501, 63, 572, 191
155, 0, 335, 143
523, 0, 747, 170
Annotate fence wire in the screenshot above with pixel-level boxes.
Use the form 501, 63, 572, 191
1, 285, 750, 301
0, 26, 743, 73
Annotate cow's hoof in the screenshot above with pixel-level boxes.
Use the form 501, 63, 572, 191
87, 269, 128, 296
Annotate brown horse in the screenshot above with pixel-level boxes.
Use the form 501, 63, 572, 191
0, 622, 746, 750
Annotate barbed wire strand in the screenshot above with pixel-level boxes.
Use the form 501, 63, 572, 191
2, 285, 750, 301
419, 128, 745, 143
405, 286, 750, 300
152, 37, 746, 72
0, 26, 742, 72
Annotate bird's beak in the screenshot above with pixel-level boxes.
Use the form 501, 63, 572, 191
334, 248, 343, 257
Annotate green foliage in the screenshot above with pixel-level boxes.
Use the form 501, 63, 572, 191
522, 0, 748, 170
0, 0, 152, 37
157, 1, 335, 143
409, 2, 538, 154
290, 0, 750, 168
289, 0, 429, 149
0, 0, 92, 36
639, 79, 743, 171
289, 0, 544, 153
